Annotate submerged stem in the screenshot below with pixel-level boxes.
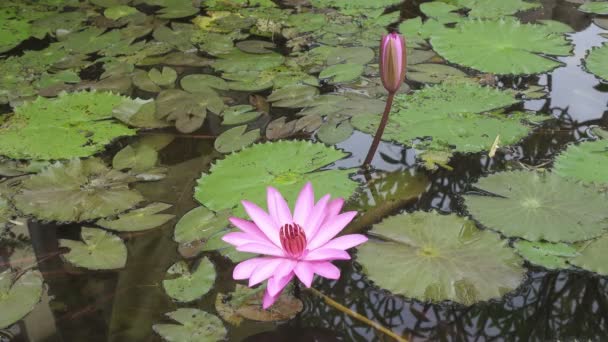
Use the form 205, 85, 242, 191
363, 92, 396, 168
306, 287, 408, 342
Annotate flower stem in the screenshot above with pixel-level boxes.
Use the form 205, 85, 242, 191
306, 287, 408, 342
363, 92, 396, 168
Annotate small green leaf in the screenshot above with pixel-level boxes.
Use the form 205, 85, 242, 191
97, 202, 174, 232
222, 105, 261, 125
0, 270, 43, 329
513, 240, 579, 270
112, 144, 158, 172
60, 227, 127, 270
579, 1, 608, 14
162, 258, 216, 302
319, 63, 364, 84
148, 67, 177, 87
180, 74, 229, 92
316, 119, 354, 145
104, 5, 139, 20
570, 235, 608, 275
407, 63, 468, 84
267, 85, 319, 108
214, 126, 260, 153
153, 309, 226, 341
174, 207, 230, 244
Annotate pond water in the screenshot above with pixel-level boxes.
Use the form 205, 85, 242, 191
1, 0, 608, 341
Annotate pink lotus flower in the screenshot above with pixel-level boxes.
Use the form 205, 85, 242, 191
222, 183, 367, 309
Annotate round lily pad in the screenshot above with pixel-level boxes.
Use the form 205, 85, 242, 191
357, 211, 525, 305
431, 18, 572, 75
153, 309, 226, 341
59, 227, 127, 270
579, 1, 608, 14
584, 43, 608, 82
407, 63, 467, 84
173, 206, 230, 244
236, 40, 276, 54
0, 92, 136, 160
195, 141, 357, 217
148, 67, 177, 87
214, 125, 260, 154
464, 171, 608, 242
267, 85, 319, 108
162, 258, 216, 302
0, 270, 43, 329
13, 158, 143, 223
554, 139, 608, 186
180, 74, 229, 92
570, 235, 608, 275
97, 202, 175, 232
221, 105, 261, 125
112, 144, 158, 172
319, 63, 364, 84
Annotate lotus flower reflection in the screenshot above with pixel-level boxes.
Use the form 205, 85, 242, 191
223, 183, 367, 308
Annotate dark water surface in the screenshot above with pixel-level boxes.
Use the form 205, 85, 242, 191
2, 0, 608, 341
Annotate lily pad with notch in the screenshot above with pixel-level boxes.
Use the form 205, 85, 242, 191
214, 125, 260, 153
0, 269, 44, 329
59, 227, 127, 270
97, 202, 175, 232
153, 308, 227, 341
162, 258, 216, 302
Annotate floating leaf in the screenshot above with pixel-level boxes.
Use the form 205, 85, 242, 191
584, 43, 608, 82
112, 97, 169, 128
455, 0, 541, 18
267, 85, 319, 108
236, 40, 276, 54
97, 202, 174, 232
156, 1, 199, 19
0, 92, 136, 160
213, 50, 285, 73
173, 207, 230, 244
357, 212, 524, 305
309, 0, 403, 14
513, 240, 578, 270
216, 284, 303, 325
0, 13, 31, 54
214, 125, 260, 153
222, 105, 261, 125
132, 69, 161, 92
420, 2, 462, 23
104, 5, 138, 20
407, 63, 468, 84
326, 47, 375, 65
265, 117, 297, 140
316, 119, 354, 145
351, 82, 536, 154
59, 227, 127, 270
13, 158, 143, 222
148, 67, 177, 87
464, 171, 608, 242
162, 258, 216, 302
431, 18, 571, 75
112, 144, 158, 172
195, 141, 357, 217
319, 63, 364, 84
554, 139, 608, 186
180, 74, 229, 92
153, 309, 226, 341
156, 89, 224, 133
579, 1, 608, 14
570, 235, 608, 275
0, 270, 43, 329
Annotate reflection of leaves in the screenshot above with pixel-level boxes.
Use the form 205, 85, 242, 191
216, 284, 303, 325
14, 158, 143, 222
358, 211, 525, 305
464, 171, 608, 242
97, 202, 174, 232
0, 270, 43, 329
162, 258, 216, 302
153, 309, 227, 341
60, 227, 127, 270
195, 141, 357, 217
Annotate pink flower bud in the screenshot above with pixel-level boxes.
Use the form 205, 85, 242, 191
380, 32, 407, 94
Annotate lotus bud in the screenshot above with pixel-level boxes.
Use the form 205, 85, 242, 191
379, 32, 407, 94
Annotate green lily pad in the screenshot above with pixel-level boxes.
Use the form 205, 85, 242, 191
407, 63, 468, 84
60, 227, 127, 270
180, 74, 229, 92
213, 50, 284, 73
326, 47, 375, 65
132, 69, 161, 92
584, 43, 608, 82
112, 97, 169, 128
319, 63, 364, 84
148, 67, 177, 87
0, 270, 43, 329
420, 2, 462, 23
463, 171, 608, 242
554, 139, 608, 186
0, 14, 31, 54
155, 1, 200, 19
97, 202, 174, 232
13, 158, 143, 222
431, 18, 572, 75
267, 85, 319, 108
0, 92, 136, 160
153, 309, 227, 341
162, 258, 216, 302
112, 144, 158, 172
156, 89, 224, 134
214, 125, 260, 154
351, 81, 536, 154
173, 207, 231, 244
195, 141, 357, 217
456, 0, 541, 18
570, 235, 608, 275
309, 0, 403, 14
357, 211, 525, 305
236, 40, 275, 54
316, 119, 354, 145
104, 5, 139, 20
222, 105, 261, 125
152, 23, 196, 52
579, 1, 608, 14
513, 240, 579, 270
265, 117, 296, 140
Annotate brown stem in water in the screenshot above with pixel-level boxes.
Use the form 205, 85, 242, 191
363, 92, 395, 168
306, 287, 408, 342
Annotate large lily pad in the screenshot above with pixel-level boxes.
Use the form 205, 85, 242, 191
431, 18, 572, 75
357, 212, 525, 305
153, 308, 227, 341
455, 0, 541, 18
59, 227, 127, 270
463, 171, 608, 242
579, 1, 608, 14
554, 139, 608, 186
351, 81, 537, 154
195, 141, 357, 217
97, 202, 174, 232
13, 158, 143, 222
584, 43, 608, 82
162, 258, 216, 302
570, 235, 608, 275
0, 92, 136, 160
0, 270, 43, 329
